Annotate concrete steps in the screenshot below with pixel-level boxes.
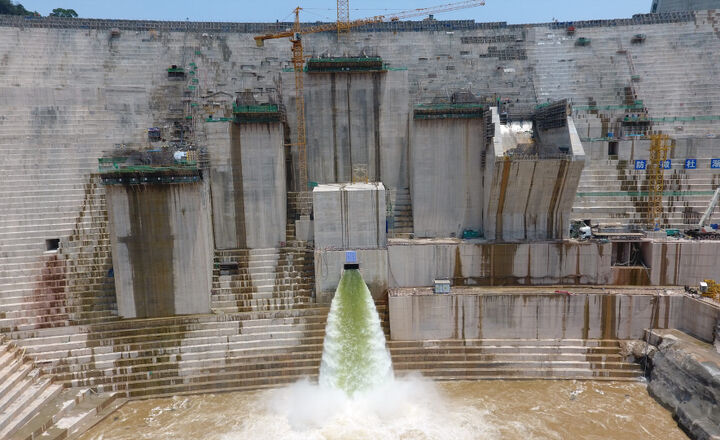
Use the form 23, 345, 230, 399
388, 338, 643, 381
0, 175, 117, 332
6, 389, 122, 440
0, 338, 76, 440
388, 188, 414, 236
211, 247, 315, 314
9, 308, 334, 398
572, 157, 720, 228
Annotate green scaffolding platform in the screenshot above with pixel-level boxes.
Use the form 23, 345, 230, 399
306, 57, 386, 73
413, 103, 484, 120
232, 103, 281, 124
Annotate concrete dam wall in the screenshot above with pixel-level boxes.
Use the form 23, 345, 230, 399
1, 12, 720, 331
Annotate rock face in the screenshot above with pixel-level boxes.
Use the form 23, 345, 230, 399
647, 330, 720, 440
619, 339, 656, 363
715, 321, 720, 354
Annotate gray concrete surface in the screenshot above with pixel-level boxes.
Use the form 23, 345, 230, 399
388, 288, 684, 341
410, 118, 485, 238
2, 13, 720, 324
484, 109, 586, 241
386, 239, 720, 289
304, 71, 410, 188
106, 182, 213, 318
209, 121, 286, 249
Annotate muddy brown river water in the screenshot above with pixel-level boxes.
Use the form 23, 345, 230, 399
80, 379, 687, 440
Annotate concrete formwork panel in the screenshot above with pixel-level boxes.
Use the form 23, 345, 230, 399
410, 118, 485, 238
208, 121, 286, 249
313, 182, 386, 249
106, 182, 213, 319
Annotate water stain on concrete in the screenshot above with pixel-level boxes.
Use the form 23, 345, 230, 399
495, 159, 512, 239
659, 243, 668, 285
372, 72, 382, 181
230, 123, 248, 248
218, 39, 232, 62
331, 74, 339, 181
121, 187, 175, 318
547, 160, 568, 238
600, 294, 617, 339
582, 295, 590, 339
613, 267, 650, 285
453, 247, 465, 286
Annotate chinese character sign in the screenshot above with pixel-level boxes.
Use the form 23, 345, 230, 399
662, 160, 672, 170
685, 159, 697, 169
712, 159, 720, 169
634, 160, 647, 170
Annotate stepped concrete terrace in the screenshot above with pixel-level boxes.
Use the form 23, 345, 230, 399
5, 294, 642, 404
0, 174, 117, 333
0, 336, 121, 440
573, 158, 720, 228
211, 247, 315, 313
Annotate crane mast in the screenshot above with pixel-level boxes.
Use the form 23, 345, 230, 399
337, 0, 350, 37
290, 8, 308, 190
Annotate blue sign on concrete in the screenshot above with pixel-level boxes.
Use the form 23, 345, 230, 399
712, 159, 720, 169
345, 251, 357, 263
634, 160, 647, 170
662, 160, 672, 169
685, 159, 697, 169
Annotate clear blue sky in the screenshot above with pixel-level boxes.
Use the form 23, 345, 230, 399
20, 1, 651, 23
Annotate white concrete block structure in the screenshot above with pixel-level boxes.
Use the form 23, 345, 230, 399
313, 182, 387, 250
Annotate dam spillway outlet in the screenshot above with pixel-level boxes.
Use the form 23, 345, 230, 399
319, 268, 393, 396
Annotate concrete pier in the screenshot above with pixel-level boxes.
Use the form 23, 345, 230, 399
208, 120, 286, 249
105, 179, 213, 318
484, 105, 586, 241
411, 116, 485, 238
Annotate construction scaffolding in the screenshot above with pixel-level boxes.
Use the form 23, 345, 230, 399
232, 104, 281, 123
306, 57, 386, 73
647, 132, 673, 230
413, 103, 484, 120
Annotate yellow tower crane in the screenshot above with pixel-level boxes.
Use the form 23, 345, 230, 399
337, 0, 350, 37
255, 1, 486, 190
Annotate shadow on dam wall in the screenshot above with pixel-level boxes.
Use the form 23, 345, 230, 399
122, 187, 176, 317
230, 123, 247, 249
